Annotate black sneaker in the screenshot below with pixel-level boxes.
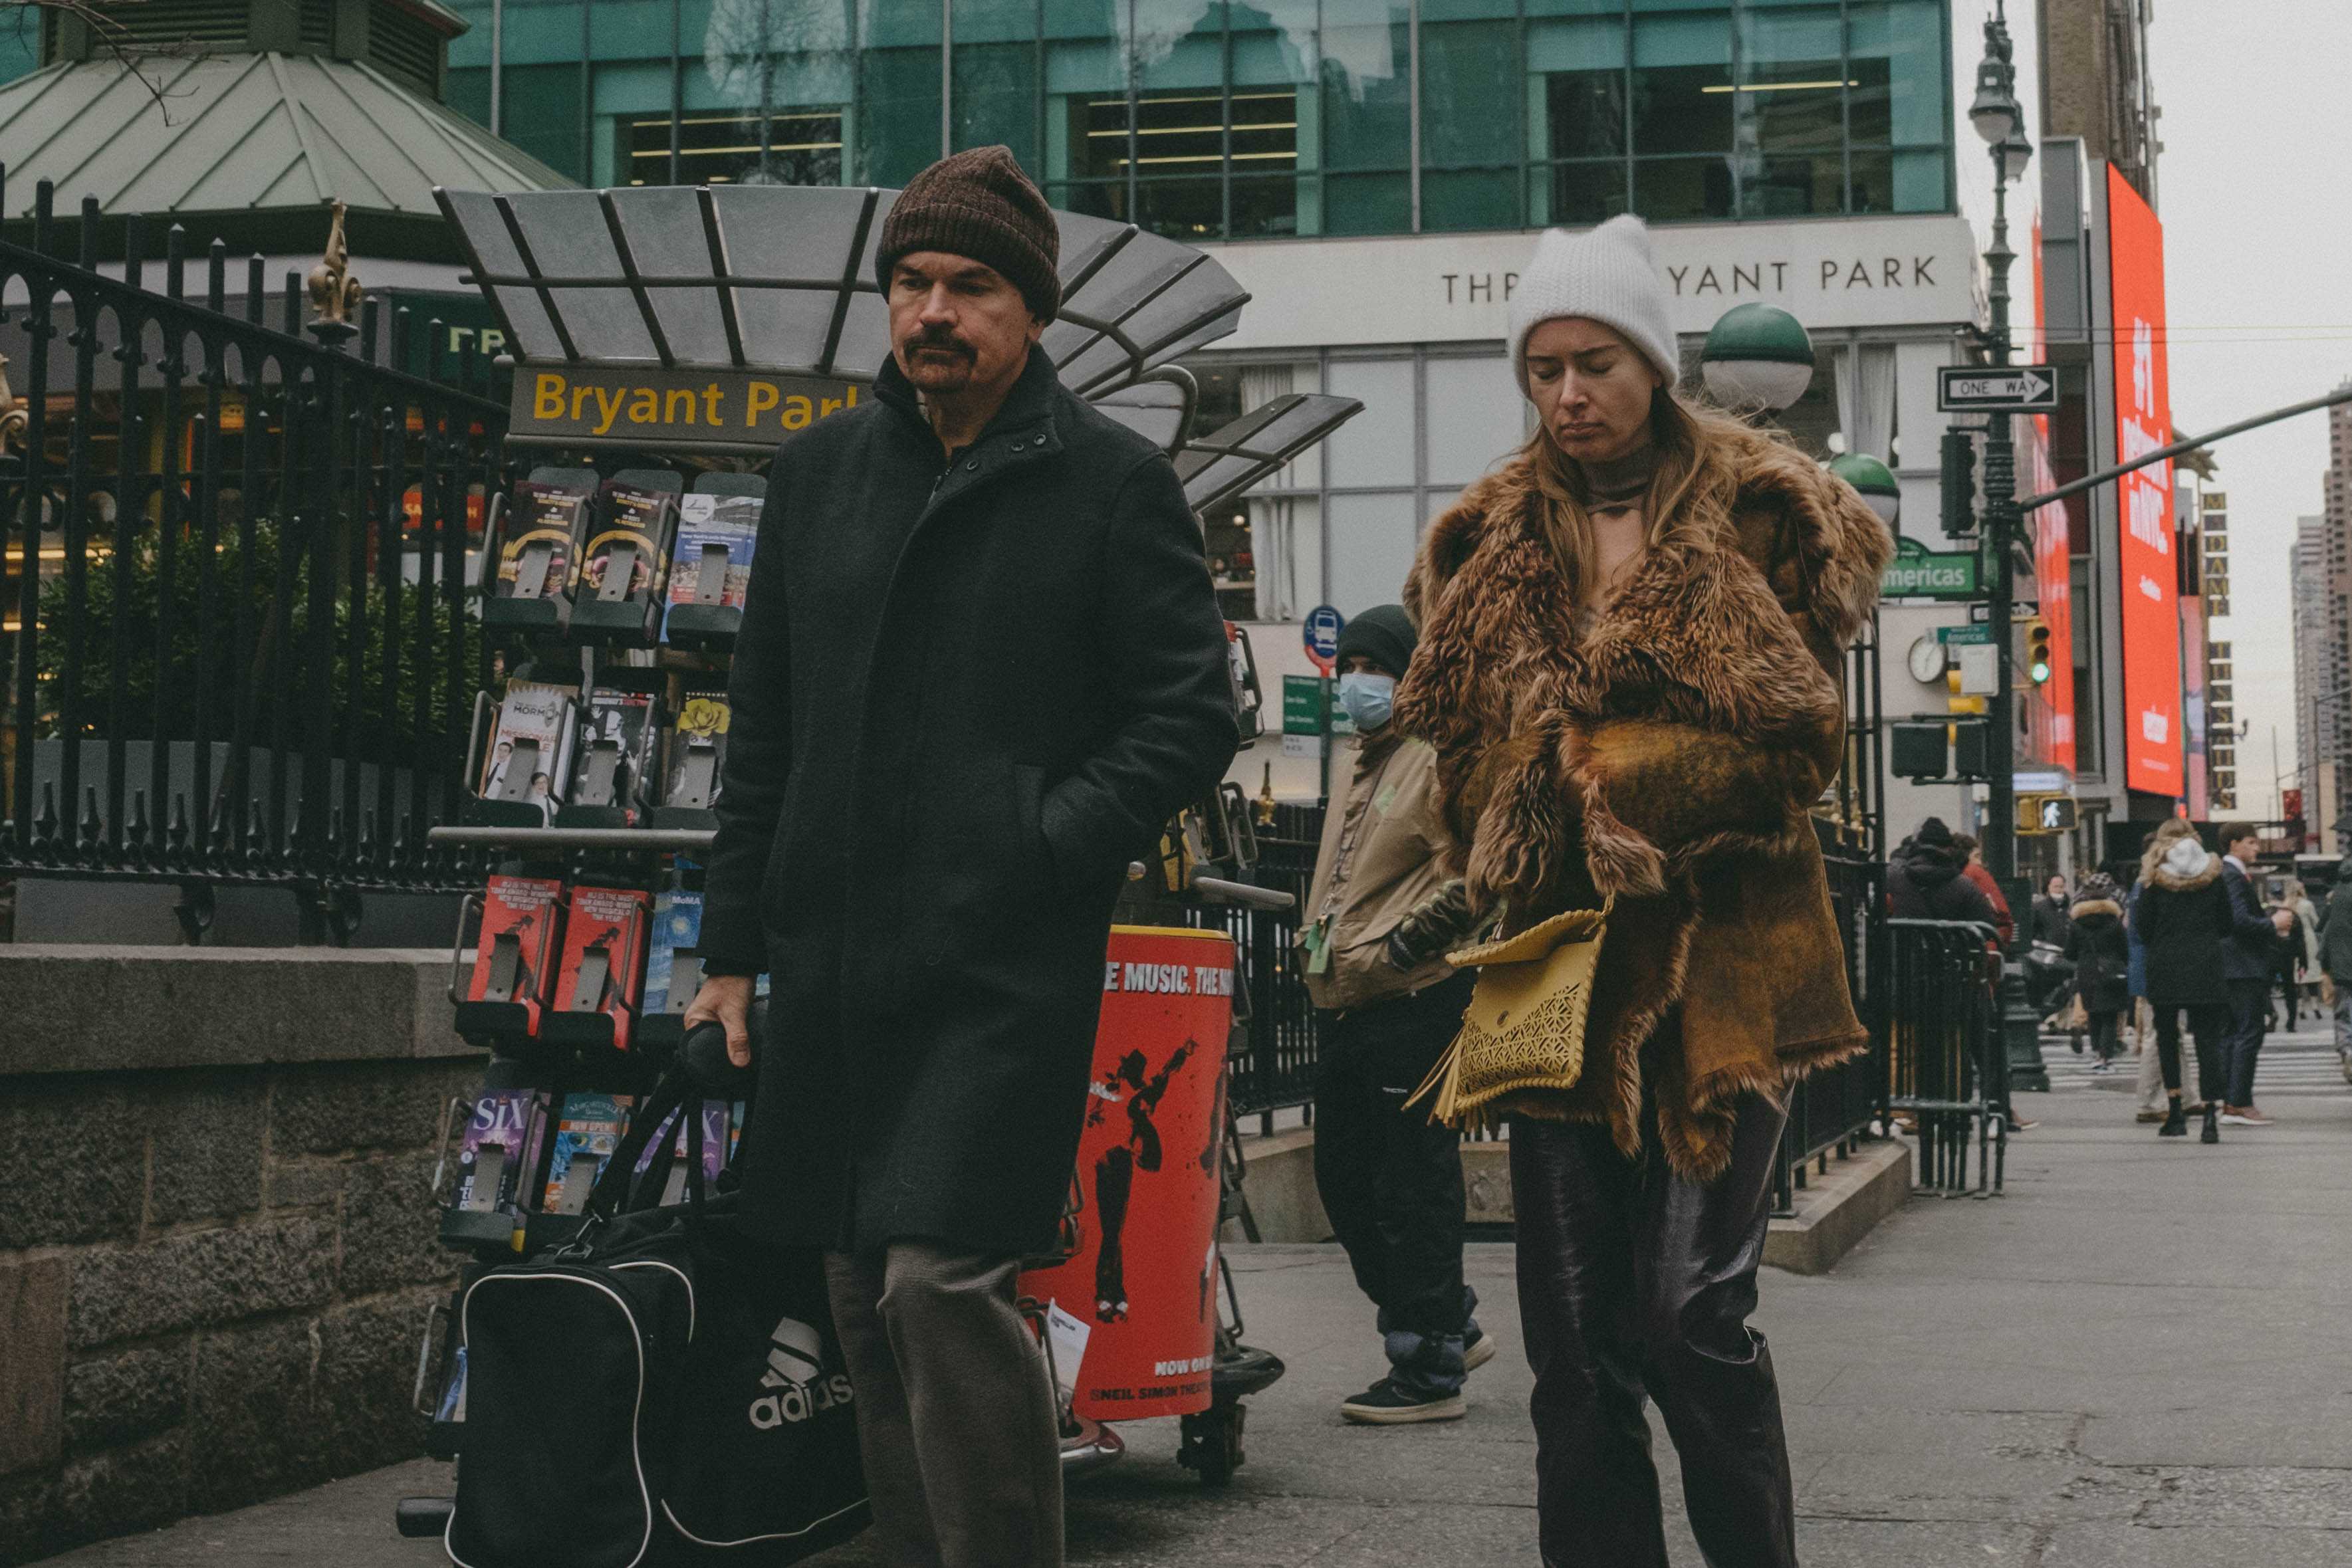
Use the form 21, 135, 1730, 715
2200, 1105, 2220, 1145
2157, 1104, 2187, 1138
1340, 1377, 1466, 1426
1463, 1329, 1498, 1375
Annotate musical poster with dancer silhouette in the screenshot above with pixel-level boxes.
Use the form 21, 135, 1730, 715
1018, 926, 1236, 1423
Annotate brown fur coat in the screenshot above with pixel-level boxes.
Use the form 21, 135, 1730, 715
1393, 421, 1894, 1182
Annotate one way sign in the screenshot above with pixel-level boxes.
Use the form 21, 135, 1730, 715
1938, 366, 2059, 413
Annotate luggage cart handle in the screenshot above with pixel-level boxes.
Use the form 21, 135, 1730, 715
1191, 875, 1294, 913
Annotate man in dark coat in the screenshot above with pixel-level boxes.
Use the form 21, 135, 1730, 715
2321, 859, 2352, 1079
1885, 817, 2000, 927
2215, 824, 2281, 1126
685, 146, 1237, 1568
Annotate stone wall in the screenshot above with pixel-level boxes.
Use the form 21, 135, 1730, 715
0, 947, 485, 1564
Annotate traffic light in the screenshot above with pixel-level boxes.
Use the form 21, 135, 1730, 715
2024, 618, 2054, 685
2016, 794, 2079, 834
1940, 427, 1978, 536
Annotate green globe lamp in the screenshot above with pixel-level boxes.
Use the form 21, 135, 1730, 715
1699, 304, 1816, 413
1827, 451, 1901, 528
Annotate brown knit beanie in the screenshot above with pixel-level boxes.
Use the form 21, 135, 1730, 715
875, 146, 1062, 324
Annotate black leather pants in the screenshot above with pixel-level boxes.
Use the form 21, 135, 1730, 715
1510, 1090, 1796, 1568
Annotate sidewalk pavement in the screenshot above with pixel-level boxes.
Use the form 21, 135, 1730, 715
38, 1026, 2352, 1567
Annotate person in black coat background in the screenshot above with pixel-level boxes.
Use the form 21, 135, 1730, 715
2065, 873, 2130, 1069
1885, 817, 2001, 927
2131, 820, 2232, 1143
685, 146, 1236, 1568
2214, 824, 2282, 1126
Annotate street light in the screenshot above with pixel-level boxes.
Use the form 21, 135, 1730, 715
1964, 0, 2046, 1095
1700, 303, 1816, 413
1827, 451, 1901, 528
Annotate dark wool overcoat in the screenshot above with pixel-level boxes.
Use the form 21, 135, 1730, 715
1393, 419, 1894, 1184
696, 346, 1238, 1258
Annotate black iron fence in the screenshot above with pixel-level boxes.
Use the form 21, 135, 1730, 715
1213, 800, 1324, 1122
1770, 834, 1891, 1214
0, 177, 508, 918
1883, 917, 2008, 1195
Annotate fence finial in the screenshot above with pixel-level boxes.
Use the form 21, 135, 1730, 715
306, 199, 362, 342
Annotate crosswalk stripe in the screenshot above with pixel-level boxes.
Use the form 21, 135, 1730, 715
2034, 1029, 2351, 1095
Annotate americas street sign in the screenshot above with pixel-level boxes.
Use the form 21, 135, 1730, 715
1937, 365, 2058, 413
1880, 536, 1979, 600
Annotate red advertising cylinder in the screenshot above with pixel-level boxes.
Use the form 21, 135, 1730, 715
1018, 925, 1236, 1423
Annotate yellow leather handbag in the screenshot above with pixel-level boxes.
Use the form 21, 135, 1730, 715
1411, 902, 1608, 1129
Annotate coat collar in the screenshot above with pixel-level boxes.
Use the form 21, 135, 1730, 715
873, 342, 1063, 454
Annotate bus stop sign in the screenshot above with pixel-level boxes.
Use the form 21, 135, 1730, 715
1303, 604, 1344, 673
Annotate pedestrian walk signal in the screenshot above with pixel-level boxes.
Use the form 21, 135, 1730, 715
2016, 794, 2077, 834
2025, 618, 2054, 685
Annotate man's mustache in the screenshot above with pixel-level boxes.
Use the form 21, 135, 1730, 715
905, 328, 974, 360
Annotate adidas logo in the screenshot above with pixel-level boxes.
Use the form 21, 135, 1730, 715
749, 1315, 854, 1430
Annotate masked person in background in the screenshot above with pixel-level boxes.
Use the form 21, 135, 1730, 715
1301, 604, 1494, 1425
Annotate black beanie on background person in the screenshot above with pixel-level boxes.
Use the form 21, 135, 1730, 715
1334, 604, 1417, 680
1915, 816, 1955, 850
875, 146, 1062, 323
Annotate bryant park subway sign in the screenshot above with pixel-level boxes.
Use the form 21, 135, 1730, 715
515, 365, 862, 449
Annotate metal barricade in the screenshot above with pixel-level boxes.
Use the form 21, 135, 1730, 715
1884, 919, 2008, 1196
1206, 801, 1323, 1125
1771, 842, 1889, 1215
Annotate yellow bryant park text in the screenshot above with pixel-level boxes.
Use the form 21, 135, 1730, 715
531, 373, 860, 438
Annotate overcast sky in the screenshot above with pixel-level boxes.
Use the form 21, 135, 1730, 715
2145, 0, 2352, 819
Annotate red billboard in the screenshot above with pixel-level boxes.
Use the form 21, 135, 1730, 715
2024, 421, 2075, 771
2109, 167, 2180, 796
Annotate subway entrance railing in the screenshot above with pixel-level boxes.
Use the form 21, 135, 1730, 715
0, 176, 509, 936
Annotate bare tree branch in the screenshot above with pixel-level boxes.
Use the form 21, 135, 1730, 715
16, 1, 209, 121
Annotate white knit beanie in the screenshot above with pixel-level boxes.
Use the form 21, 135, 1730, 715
1507, 215, 1680, 398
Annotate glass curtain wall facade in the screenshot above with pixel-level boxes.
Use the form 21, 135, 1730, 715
443, 0, 1951, 235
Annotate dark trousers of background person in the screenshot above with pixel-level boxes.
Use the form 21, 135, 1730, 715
2087, 1009, 2121, 1064
2224, 976, 2269, 1107
1312, 969, 1478, 1397
2153, 1004, 2228, 1108
1512, 1060, 1798, 1568
2274, 960, 2302, 1029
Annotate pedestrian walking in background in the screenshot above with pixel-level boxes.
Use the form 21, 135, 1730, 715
1951, 833, 2016, 946
2065, 873, 2130, 1070
2132, 820, 2233, 1143
2032, 873, 2074, 948
2271, 903, 2307, 1029
2321, 859, 2352, 1080
1887, 818, 2002, 926
2288, 880, 2325, 1015
2125, 872, 2175, 1122
1393, 214, 1892, 1568
2216, 824, 2281, 1127
1300, 604, 1492, 1426
686, 146, 1238, 1568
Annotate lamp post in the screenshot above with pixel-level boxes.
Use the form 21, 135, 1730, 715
1966, 0, 2044, 1095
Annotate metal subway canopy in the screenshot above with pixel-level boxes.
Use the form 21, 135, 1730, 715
433, 183, 1258, 459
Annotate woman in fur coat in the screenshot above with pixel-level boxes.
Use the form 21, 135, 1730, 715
1393, 215, 1892, 1568
2065, 873, 2131, 1069
2130, 817, 2232, 1142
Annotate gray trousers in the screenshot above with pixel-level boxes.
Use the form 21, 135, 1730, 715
824, 1244, 1064, 1568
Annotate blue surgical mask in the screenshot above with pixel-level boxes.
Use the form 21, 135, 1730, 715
1337, 671, 1395, 732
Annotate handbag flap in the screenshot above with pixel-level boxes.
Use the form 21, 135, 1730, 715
1447, 903, 1606, 969
1461, 931, 1604, 1036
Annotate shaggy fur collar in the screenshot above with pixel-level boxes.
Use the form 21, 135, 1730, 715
2069, 898, 2123, 921
1403, 422, 1892, 655
1395, 423, 1891, 911
2150, 857, 2220, 892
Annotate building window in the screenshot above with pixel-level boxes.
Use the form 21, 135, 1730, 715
621, 108, 844, 187
439, 0, 1954, 241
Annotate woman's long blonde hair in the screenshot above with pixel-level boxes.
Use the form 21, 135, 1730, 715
2137, 815, 2198, 887
1522, 388, 1772, 602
